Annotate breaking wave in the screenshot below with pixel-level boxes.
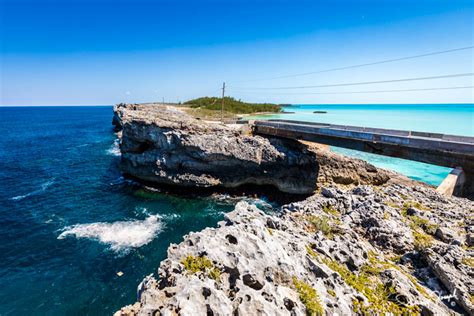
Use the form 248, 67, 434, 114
106, 139, 121, 156
58, 215, 163, 252
11, 179, 55, 201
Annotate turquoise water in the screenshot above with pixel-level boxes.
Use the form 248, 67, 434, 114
251, 104, 474, 186
0, 106, 271, 315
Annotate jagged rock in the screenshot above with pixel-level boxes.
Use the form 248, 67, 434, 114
466, 233, 474, 247
115, 183, 473, 316
424, 245, 474, 315
114, 104, 395, 195
435, 227, 461, 244
115, 103, 318, 194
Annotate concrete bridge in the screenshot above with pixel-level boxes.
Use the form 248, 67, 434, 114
252, 119, 474, 199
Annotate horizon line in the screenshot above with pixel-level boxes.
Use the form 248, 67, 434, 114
1, 102, 473, 107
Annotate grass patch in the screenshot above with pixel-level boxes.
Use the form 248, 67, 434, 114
461, 257, 474, 268
409, 216, 438, 235
322, 204, 339, 217
384, 200, 400, 209
401, 201, 429, 215
412, 229, 433, 250
185, 96, 282, 114
306, 246, 421, 314
181, 255, 221, 281
398, 203, 437, 250
305, 215, 341, 239
292, 277, 324, 316
306, 245, 319, 259
183, 107, 237, 120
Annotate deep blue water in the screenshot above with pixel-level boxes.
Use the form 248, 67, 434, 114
0, 106, 240, 315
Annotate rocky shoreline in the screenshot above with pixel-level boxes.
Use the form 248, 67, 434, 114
113, 104, 473, 315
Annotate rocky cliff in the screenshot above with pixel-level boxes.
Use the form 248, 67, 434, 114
113, 104, 473, 315
113, 103, 395, 195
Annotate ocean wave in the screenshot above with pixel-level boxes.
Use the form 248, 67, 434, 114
106, 139, 121, 156
210, 194, 276, 212
11, 179, 55, 201
109, 176, 125, 186
57, 215, 163, 252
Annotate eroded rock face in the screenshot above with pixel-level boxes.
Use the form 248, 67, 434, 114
115, 183, 474, 316
116, 103, 319, 194
114, 104, 394, 194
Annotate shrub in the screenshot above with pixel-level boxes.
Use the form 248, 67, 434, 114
292, 277, 324, 316
306, 215, 340, 238
181, 255, 221, 280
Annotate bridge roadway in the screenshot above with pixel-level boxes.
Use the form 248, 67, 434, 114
252, 119, 474, 198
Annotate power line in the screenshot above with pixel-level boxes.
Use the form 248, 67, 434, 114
230, 73, 474, 90
228, 85, 474, 95
232, 45, 474, 83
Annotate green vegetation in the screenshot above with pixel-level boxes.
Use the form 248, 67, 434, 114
398, 205, 437, 250
305, 215, 341, 239
306, 245, 422, 315
384, 200, 400, 209
327, 289, 336, 297
184, 97, 282, 114
391, 200, 437, 250
322, 204, 339, 217
408, 216, 438, 235
183, 107, 237, 121
181, 255, 221, 281
401, 200, 429, 215
305, 245, 319, 259
292, 277, 324, 316
461, 256, 474, 268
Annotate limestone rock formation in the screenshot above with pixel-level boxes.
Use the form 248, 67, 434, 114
115, 184, 473, 316
113, 103, 395, 194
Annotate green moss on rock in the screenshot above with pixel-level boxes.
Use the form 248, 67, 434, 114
305, 215, 340, 238
292, 277, 324, 316
322, 204, 339, 217
307, 247, 421, 315
181, 255, 221, 281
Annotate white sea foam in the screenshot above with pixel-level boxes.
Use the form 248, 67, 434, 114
58, 215, 162, 252
106, 139, 121, 156
11, 179, 55, 201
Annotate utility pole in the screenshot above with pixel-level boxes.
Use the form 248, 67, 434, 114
221, 82, 226, 123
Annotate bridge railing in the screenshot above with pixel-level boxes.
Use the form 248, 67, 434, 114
257, 119, 474, 144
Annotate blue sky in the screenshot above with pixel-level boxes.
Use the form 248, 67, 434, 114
1, 0, 473, 105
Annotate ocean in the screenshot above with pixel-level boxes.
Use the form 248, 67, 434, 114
0, 104, 472, 315
0, 106, 243, 315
